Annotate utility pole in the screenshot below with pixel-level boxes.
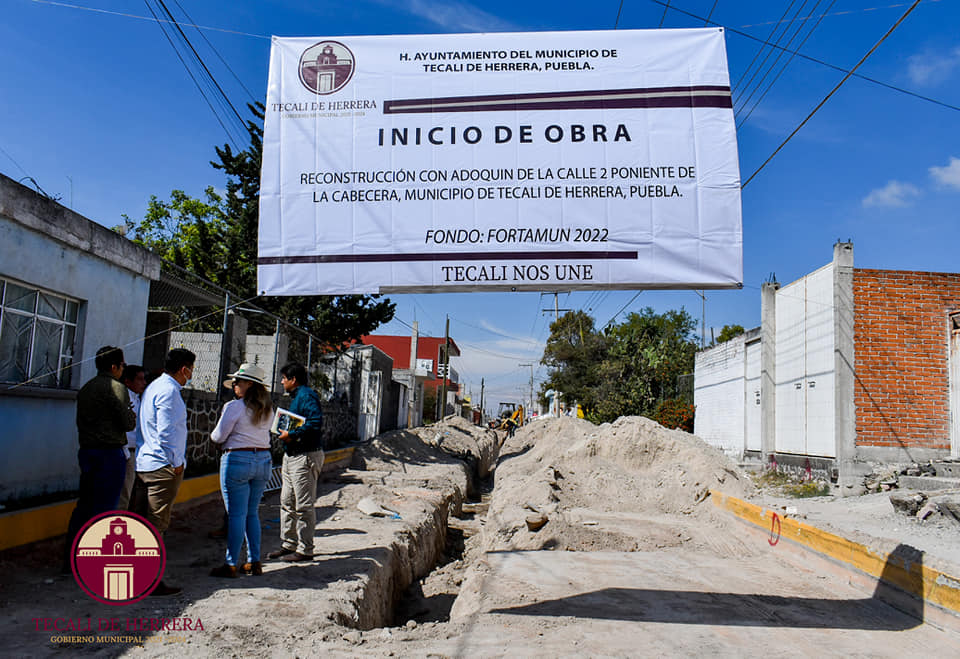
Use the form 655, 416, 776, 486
518, 362, 534, 418
479, 377, 485, 426
438, 315, 450, 420
541, 292, 571, 323
408, 321, 418, 428
693, 290, 706, 349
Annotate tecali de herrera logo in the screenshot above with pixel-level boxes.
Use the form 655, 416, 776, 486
299, 40, 355, 94
71, 512, 165, 605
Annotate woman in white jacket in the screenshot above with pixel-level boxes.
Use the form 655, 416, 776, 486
209, 364, 274, 578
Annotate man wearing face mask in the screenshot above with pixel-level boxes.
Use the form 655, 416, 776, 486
132, 348, 195, 596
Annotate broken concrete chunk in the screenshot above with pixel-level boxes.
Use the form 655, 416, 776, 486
916, 501, 940, 521
889, 491, 926, 516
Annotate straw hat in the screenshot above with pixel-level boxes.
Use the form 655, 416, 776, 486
223, 363, 268, 388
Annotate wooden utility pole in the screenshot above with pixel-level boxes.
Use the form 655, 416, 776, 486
542, 292, 571, 323
438, 315, 450, 420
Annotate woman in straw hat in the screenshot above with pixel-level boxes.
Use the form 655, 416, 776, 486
209, 363, 274, 578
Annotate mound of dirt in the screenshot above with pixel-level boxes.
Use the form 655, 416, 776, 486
352, 417, 500, 498
481, 415, 754, 552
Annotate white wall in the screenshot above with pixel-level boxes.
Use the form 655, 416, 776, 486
0, 216, 153, 501
694, 335, 747, 456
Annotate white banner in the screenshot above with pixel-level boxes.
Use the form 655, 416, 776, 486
258, 28, 742, 295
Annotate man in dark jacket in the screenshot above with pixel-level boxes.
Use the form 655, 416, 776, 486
268, 362, 324, 562
64, 346, 136, 567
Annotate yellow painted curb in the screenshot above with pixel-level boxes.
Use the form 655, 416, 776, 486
0, 447, 355, 552
711, 490, 960, 617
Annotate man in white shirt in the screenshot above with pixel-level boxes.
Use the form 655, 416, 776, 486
117, 364, 146, 510
132, 348, 195, 597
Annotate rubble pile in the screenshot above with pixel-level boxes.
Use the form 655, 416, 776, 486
477, 415, 753, 553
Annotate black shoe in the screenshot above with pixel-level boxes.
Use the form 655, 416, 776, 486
267, 548, 295, 560
209, 564, 238, 578
280, 551, 313, 562
148, 581, 182, 597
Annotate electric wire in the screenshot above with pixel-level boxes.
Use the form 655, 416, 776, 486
658, 0, 671, 27
734, 0, 804, 104
603, 291, 643, 328
154, 0, 247, 132
737, 0, 838, 130
650, 0, 960, 114
735, 0, 818, 119
742, 0, 923, 189
614, 0, 625, 28
732, 0, 796, 94
142, 0, 241, 149
172, 0, 258, 104
29, 0, 270, 39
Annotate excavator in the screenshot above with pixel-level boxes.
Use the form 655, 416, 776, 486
489, 402, 524, 432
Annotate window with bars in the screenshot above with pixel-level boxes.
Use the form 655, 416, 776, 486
0, 278, 80, 388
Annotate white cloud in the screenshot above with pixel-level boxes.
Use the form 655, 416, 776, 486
906, 47, 960, 86
861, 180, 921, 208
930, 157, 960, 190
376, 0, 519, 32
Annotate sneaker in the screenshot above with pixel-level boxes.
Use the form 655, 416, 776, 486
209, 564, 238, 578
267, 548, 295, 560
279, 551, 313, 563
240, 562, 263, 576
148, 581, 182, 597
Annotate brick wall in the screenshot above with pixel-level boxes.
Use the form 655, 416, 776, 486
853, 269, 960, 451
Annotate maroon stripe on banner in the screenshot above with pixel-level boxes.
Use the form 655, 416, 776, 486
385, 96, 731, 114
259, 251, 638, 265
383, 85, 732, 114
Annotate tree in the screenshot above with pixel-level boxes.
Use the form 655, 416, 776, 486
540, 311, 608, 418
592, 307, 698, 423
122, 103, 395, 348
716, 324, 745, 344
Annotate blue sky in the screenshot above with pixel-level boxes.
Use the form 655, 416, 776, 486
3, 0, 960, 410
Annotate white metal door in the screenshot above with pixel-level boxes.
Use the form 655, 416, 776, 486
804, 266, 836, 457
776, 280, 806, 454
745, 340, 762, 452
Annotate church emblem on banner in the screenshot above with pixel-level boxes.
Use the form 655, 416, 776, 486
70, 512, 166, 605
299, 41, 355, 94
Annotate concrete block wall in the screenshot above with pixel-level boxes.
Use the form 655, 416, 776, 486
694, 335, 747, 456
853, 269, 960, 455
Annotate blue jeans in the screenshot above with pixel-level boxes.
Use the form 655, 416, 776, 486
220, 450, 272, 566
65, 447, 127, 556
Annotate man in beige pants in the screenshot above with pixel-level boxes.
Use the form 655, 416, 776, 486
268, 362, 324, 562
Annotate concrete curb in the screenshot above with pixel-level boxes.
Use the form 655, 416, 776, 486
0, 447, 355, 552
711, 490, 960, 620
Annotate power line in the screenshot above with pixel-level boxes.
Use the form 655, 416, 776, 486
649, 0, 960, 115
737, 0, 838, 130
603, 291, 643, 328
735, 0, 817, 118
29, 0, 270, 39
658, 0, 671, 28
614, 0, 625, 28
450, 317, 543, 346
142, 0, 241, 149
154, 0, 247, 131
742, 0, 923, 189
172, 0, 258, 104
732, 0, 796, 94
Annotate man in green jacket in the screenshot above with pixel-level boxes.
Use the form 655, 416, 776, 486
64, 346, 136, 564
